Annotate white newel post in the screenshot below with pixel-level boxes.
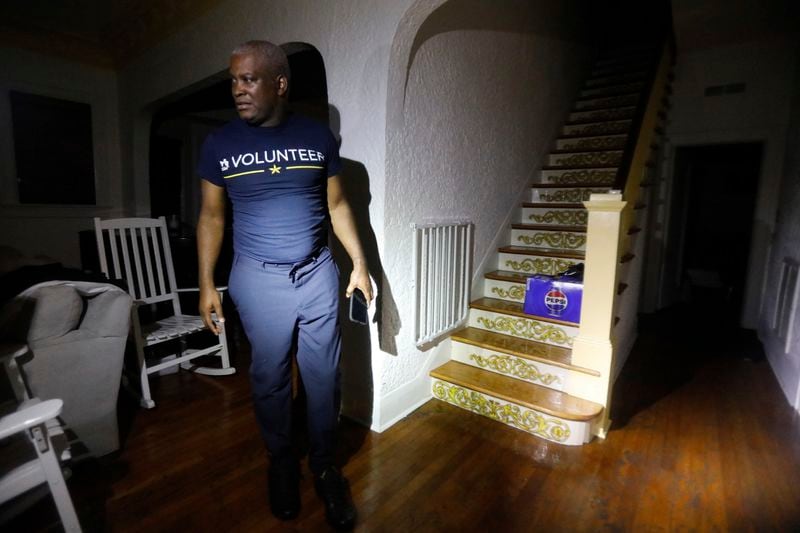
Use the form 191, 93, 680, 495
565, 192, 626, 438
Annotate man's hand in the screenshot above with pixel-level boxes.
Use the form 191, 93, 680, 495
197, 180, 226, 335
346, 261, 373, 305
328, 175, 374, 307
199, 286, 225, 335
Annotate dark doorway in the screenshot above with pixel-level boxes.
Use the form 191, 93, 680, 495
667, 143, 763, 323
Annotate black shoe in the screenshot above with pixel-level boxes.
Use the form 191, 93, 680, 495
314, 467, 357, 531
268, 457, 300, 520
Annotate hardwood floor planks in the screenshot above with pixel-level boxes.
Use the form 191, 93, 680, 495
6, 305, 800, 532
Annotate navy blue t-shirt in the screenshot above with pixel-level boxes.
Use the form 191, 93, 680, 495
197, 114, 342, 263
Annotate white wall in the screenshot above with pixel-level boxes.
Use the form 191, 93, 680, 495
378, 0, 592, 428
658, 36, 799, 328
759, 38, 800, 412
0, 46, 124, 267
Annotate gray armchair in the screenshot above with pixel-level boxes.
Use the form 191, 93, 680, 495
0, 281, 131, 457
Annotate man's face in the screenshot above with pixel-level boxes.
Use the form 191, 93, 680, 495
229, 53, 286, 127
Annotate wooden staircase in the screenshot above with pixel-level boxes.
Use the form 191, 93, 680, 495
429, 42, 673, 446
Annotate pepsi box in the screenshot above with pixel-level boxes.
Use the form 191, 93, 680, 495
523, 273, 583, 323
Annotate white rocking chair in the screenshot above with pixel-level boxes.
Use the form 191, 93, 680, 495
1, 343, 81, 532
93, 217, 235, 408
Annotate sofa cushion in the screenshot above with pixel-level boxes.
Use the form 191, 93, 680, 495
29, 285, 84, 342
0, 285, 84, 343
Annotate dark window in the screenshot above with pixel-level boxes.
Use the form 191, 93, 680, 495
10, 91, 96, 204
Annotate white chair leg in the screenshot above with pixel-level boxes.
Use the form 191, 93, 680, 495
33, 424, 82, 532
218, 323, 232, 370
131, 315, 155, 409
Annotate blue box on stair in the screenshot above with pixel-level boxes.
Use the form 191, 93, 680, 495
523, 272, 584, 323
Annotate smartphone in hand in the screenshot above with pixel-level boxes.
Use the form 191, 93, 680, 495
349, 288, 369, 325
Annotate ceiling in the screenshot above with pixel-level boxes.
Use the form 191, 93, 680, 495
1, 0, 798, 68
0, 0, 225, 68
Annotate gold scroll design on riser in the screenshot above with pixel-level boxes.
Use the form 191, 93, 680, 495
566, 121, 630, 137
529, 210, 588, 226
574, 94, 638, 110
469, 353, 562, 386
490, 285, 525, 301
552, 152, 622, 167
545, 169, 615, 185
571, 108, 635, 123
560, 137, 627, 151
517, 232, 587, 250
476, 316, 573, 346
582, 81, 644, 96
503, 257, 578, 275
432, 381, 571, 443
538, 188, 609, 203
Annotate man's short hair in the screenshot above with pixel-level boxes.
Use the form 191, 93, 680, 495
231, 40, 291, 82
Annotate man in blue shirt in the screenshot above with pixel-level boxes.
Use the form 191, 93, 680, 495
197, 40, 371, 530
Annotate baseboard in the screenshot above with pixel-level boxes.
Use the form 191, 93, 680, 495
370, 339, 450, 433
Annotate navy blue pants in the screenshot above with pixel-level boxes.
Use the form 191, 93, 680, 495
228, 247, 341, 475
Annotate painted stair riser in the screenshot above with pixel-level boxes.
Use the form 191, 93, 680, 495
568, 107, 635, 124
431, 380, 594, 445
580, 83, 645, 98
539, 168, 616, 185
450, 342, 569, 391
511, 228, 587, 251
555, 134, 627, 151
590, 63, 651, 78
521, 207, 587, 226
484, 278, 527, 304
531, 187, 612, 203
574, 94, 639, 111
468, 309, 579, 348
498, 253, 583, 276
562, 120, 631, 137
594, 53, 653, 68
584, 74, 645, 88
548, 151, 622, 168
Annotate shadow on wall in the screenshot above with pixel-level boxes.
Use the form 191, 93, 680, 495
328, 106, 401, 426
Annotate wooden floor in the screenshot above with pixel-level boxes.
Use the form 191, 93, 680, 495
6, 304, 800, 532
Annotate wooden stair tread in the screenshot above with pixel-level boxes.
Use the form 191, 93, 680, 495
449, 327, 601, 375
512, 223, 586, 232
584, 76, 646, 90
550, 147, 624, 154
571, 103, 637, 112
522, 202, 584, 209
574, 91, 641, 103
499, 246, 585, 259
580, 86, 645, 98
532, 182, 614, 189
430, 361, 603, 421
542, 164, 619, 171
558, 130, 631, 140
573, 102, 638, 113
485, 270, 532, 283
470, 297, 579, 327
565, 116, 634, 126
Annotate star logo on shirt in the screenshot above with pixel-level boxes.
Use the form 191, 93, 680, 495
269, 165, 281, 174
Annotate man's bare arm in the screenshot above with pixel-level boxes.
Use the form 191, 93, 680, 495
197, 180, 227, 334
327, 175, 373, 304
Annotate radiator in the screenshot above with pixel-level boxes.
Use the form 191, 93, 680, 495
412, 221, 473, 346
